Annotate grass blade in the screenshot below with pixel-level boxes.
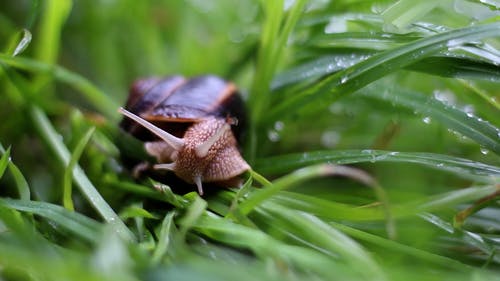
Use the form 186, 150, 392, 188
12, 28, 32, 56
193, 214, 353, 279
272, 54, 500, 90
30, 105, 134, 241
259, 206, 385, 281
0, 146, 11, 179
268, 22, 500, 121
0, 198, 101, 243
0, 144, 30, 200
63, 126, 95, 211
152, 212, 176, 265
255, 150, 500, 182
363, 84, 500, 155
0, 54, 119, 120
327, 220, 469, 271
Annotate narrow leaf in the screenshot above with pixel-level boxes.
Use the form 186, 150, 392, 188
30, 105, 134, 241
63, 126, 95, 211
268, 22, 500, 121
0, 198, 101, 243
255, 150, 500, 182
12, 29, 32, 56
0, 146, 11, 179
363, 84, 500, 155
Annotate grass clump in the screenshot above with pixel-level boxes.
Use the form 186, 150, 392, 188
0, 1, 499, 281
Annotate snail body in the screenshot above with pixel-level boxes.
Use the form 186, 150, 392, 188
119, 75, 249, 195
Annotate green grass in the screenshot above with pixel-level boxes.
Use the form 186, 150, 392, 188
1, 1, 499, 280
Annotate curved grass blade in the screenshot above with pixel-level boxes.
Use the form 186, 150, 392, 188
0, 54, 119, 120
30, 105, 134, 241
310, 32, 420, 49
0, 198, 101, 243
240, 164, 393, 236
63, 126, 95, 211
267, 185, 497, 221
363, 84, 500, 155
268, 22, 500, 121
12, 29, 32, 56
381, 0, 439, 31
0, 144, 30, 200
421, 212, 500, 264
255, 150, 500, 182
272, 54, 500, 90
408, 56, 500, 82
258, 206, 386, 281
192, 214, 355, 280
0, 146, 11, 180
327, 220, 469, 271
247, 0, 307, 162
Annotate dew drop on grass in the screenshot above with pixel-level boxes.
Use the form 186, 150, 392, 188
274, 121, 284, 131
267, 130, 280, 142
321, 131, 340, 148
446, 39, 464, 50
361, 149, 377, 163
480, 147, 489, 155
325, 18, 347, 33
422, 116, 432, 124
463, 104, 475, 117
340, 76, 348, 84
433, 89, 456, 105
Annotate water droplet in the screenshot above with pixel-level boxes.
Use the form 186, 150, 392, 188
340, 76, 348, 84
321, 131, 340, 148
325, 18, 347, 33
267, 130, 280, 142
274, 121, 284, 131
361, 149, 376, 162
447, 39, 463, 49
422, 117, 432, 124
433, 89, 456, 105
463, 105, 475, 117
480, 147, 489, 155
436, 163, 444, 167
301, 152, 309, 160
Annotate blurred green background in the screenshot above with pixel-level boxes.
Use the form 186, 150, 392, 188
0, 0, 499, 281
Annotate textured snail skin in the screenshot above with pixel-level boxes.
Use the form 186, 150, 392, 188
119, 75, 249, 195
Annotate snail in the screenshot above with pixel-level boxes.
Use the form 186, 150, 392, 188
119, 75, 250, 195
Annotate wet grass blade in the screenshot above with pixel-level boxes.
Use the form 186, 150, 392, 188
0, 198, 101, 243
363, 84, 500, 155
255, 150, 500, 182
63, 127, 95, 211
0, 144, 30, 200
0, 145, 11, 180
272, 55, 500, 90
30, 105, 134, 241
268, 22, 500, 121
192, 213, 355, 280
258, 205, 386, 281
